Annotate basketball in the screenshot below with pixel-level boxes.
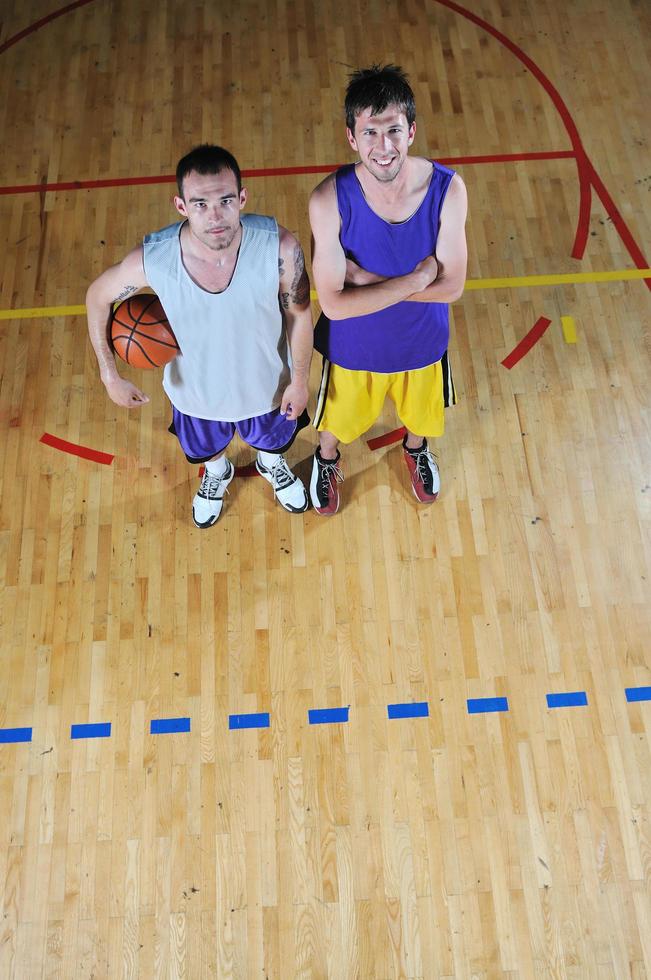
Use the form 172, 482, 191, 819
110, 293, 179, 369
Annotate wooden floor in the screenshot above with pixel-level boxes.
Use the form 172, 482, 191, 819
1, 0, 650, 976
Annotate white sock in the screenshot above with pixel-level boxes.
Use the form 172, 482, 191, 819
257, 450, 283, 468
205, 455, 229, 477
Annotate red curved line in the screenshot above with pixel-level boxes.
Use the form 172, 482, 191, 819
431, 0, 591, 254
433, 0, 649, 284
0, 0, 97, 56
571, 154, 593, 259
501, 317, 552, 370
40, 432, 114, 464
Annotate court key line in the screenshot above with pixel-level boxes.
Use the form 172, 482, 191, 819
3, 268, 649, 322
2, 688, 650, 742
0, 151, 575, 196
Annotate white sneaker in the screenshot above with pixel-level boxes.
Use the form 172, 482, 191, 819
192, 460, 235, 528
255, 453, 309, 513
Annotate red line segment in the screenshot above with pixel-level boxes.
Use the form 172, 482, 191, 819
433, 0, 649, 286
0, 151, 576, 197
367, 428, 406, 451
40, 432, 114, 465
0, 0, 96, 56
501, 317, 552, 370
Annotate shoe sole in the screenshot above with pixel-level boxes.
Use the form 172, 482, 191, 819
255, 461, 309, 513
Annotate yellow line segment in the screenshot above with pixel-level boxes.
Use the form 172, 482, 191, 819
561, 316, 577, 343
0, 269, 649, 321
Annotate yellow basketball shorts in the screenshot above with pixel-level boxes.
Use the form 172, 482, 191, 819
313, 353, 457, 444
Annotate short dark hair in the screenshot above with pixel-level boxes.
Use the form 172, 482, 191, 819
176, 144, 242, 197
345, 64, 416, 132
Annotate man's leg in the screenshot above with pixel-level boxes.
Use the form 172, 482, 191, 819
402, 431, 440, 502
194, 450, 236, 527
239, 408, 310, 514
391, 362, 448, 504
311, 431, 344, 516
169, 406, 236, 528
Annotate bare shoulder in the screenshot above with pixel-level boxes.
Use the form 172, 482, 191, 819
310, 171, 336, 201
309, 174, 339, 236
277, 225, 305, 263
441, 172, 468, 218
447, 172, 467, 196
309, 173, 337, 213
121, 243, 147, 273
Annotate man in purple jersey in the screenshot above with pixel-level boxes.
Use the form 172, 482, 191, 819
308, 65, 468, 515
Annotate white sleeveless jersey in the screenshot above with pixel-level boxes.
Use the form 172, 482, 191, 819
143, 214, 289, 421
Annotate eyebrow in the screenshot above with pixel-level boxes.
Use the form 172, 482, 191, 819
188, 193, 236, 202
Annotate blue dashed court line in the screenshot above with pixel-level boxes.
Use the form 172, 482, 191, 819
467, 697, 509, 714
309, 707, 350, 724
3, 690, 649, 747
387, 702, 429, 719
0, 727, 32, 743
546, 691, 588, 708
70, 722, 112, 739
625, 686, 651, 703
150, 717, 191, 734
229, 712, 270, 730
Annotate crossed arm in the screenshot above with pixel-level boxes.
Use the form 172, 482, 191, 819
277, 227, 314, 420
309, 172, 468, 318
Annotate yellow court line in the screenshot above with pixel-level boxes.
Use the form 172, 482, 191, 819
561, 316, 577, 343
0, 269, 649, 320
463, 268, 651, 290
0, 304, 86, 320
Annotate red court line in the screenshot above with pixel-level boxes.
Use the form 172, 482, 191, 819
367, 428, 406, 451
0, 151, 575, 197
432, 0, 592, 258
40, 432, 114, 465
433, 0, 650, 287
501, 317, 552, 370
0, 0, 97, 56
586, 160, 651, 280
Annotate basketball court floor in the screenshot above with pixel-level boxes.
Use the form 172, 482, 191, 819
0, 0, 649, 976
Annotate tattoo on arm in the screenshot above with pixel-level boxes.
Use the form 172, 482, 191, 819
280, 291, 290, 311
290, 244, 310, 305
114, 284, 138, 303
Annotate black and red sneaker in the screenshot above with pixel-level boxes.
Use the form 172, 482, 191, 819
403, 436, 440, 502
310, 448, 344, 515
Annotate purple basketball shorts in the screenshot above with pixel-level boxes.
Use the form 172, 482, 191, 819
169, 405, 310, 463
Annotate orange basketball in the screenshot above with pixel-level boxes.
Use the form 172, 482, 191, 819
110, 294, 179, 369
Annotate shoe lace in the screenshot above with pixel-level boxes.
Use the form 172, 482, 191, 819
268, 456, 295, 492
413, 447, 438, 482
320, 457, 344, 492
201, 467, 230, 500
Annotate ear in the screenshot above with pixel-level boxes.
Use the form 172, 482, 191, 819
407, 121, 416, 146
238, 187, 248, 210
346, 127, 358, 152
174, 195, 188, 218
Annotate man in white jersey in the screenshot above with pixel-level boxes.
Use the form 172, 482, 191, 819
87, 145, 313, 527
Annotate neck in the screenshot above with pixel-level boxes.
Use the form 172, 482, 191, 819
357, 156, 413, 202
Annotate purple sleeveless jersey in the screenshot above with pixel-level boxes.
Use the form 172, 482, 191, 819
314, 161, 455, 373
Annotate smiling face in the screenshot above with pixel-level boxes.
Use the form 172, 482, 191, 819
347, 105, 416, 183
173, 168, 247, 251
